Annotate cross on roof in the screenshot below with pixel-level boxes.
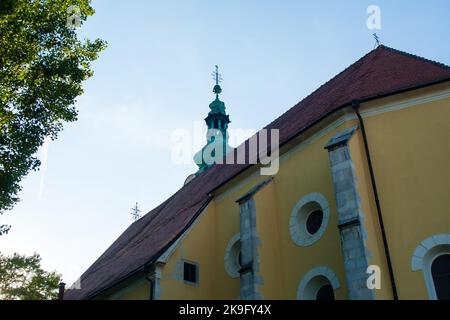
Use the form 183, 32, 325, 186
373, 33, 381, 48
130, 202, 141, 221
211, 65, 223, 86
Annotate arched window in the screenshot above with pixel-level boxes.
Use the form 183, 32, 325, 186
316, 283, 335, 300
431, 254, 450, 300
411, 234, 450, 300
297, 266, 340, 300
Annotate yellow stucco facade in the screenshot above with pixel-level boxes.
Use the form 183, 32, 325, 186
98, 82, 450, 300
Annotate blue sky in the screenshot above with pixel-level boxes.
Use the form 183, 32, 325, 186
1, 0, 449, 286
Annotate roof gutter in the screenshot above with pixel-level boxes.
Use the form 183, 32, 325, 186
352, 100, 399, 300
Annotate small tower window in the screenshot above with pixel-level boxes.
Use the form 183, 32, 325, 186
183, 262, 198, 284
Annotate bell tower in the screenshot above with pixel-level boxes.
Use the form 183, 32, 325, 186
193, 66, 233, 173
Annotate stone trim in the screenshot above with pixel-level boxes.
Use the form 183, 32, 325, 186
289, 192, 330, 247
325, 127, 374, 300
411, 234, 450, 271
149, 263, 163, 300
224, 233, 241, 278
296, 266, 340, 300
139, 262, 165, 300
325, 125, 358, 150
411, 234, 450, 300
238, 198, 263, 300
236, 178, 273, 204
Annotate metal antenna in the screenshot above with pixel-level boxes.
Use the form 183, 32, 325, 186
373, 33, 380, 48
130, 202, 141, 221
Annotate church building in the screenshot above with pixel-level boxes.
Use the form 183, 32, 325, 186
65, 45, 450, 300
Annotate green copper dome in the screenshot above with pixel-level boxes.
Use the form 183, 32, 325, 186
209, 97, 226, 115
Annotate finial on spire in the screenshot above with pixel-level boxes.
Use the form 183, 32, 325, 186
373, 33, 380, 48
211, 65, 222, 97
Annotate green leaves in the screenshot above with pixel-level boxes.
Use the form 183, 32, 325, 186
0, 0, 107, 229
0, 0, 18, 16
0, 252, 62, 300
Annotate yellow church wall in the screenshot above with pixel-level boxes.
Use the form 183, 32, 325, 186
159, 202, 218, 299
253, 182, 284, 299
359, 85, 450, 299
268, 123, 355, 300
348, 131, 394, 300
212, 178, 254, 300
158, 171, 273, 299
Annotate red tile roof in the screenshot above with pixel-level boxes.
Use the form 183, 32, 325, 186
64, 45, 450, 299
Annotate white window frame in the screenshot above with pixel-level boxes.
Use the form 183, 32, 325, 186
224, 233, 241, 278
289, 192, 330, 247
411, 234, 450, 300
296, 266, 340, 300
182, 260, 199, 286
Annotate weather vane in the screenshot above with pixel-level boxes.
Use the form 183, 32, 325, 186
211, 65, 223, 97
130, 202, 141, 221
373, 33, 380, 48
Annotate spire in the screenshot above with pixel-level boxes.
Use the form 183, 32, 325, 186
193, 65, 233, 172
206, 65, 229, 132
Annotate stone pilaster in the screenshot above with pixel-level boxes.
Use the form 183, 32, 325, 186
236, 179, 272, 300
147, 262, 163, 300
237, 198, 262, 299
325, 126, 374, 300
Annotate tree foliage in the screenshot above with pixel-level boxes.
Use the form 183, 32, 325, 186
0, 252, 62, 300
0, 0, 106, 232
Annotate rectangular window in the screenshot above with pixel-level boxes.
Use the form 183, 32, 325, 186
183, 262, 198, 284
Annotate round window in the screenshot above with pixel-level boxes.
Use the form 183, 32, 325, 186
306, 210, 324, 235
289, 193, 330, 247
224, 234, 241, 278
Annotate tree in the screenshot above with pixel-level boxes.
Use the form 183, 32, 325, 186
0, 0, 106, 233
0, 252, 62, 300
